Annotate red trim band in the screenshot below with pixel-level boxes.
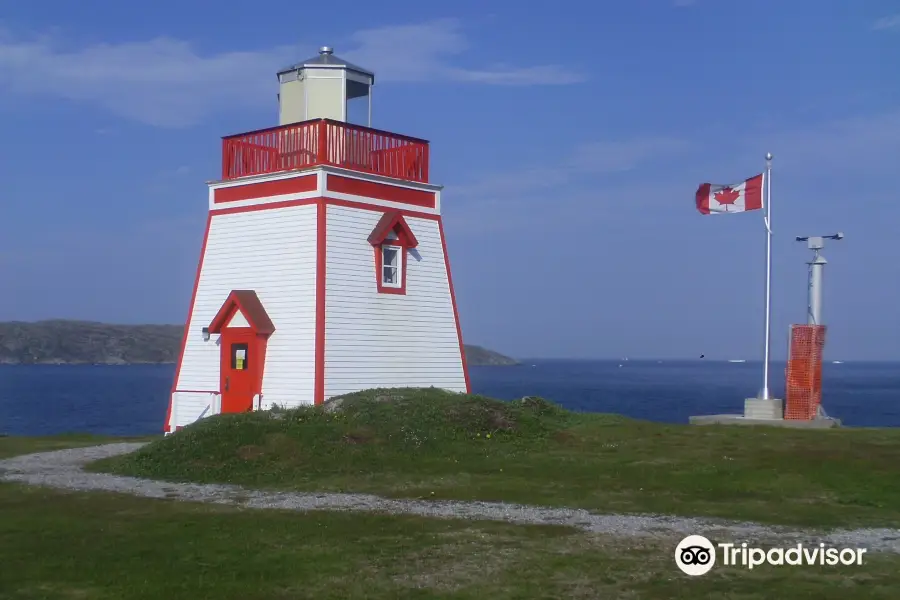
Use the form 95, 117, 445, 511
438, 219, 471, 393
214, 175, 317, 203
326, 174, 436, 208
166, 213, 213, 432
314, 199, 327, 405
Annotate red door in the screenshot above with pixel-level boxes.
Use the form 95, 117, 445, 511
220, 329, 257, 413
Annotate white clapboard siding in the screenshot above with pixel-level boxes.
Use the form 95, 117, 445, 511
324, 205, 466, 397
170, 391, 219, 429
175, 204, 318, 412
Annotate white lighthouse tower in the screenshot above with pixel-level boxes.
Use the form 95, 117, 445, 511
164, 47, 470, 432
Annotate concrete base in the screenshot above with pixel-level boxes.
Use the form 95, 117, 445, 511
744, 398, 783, 420
689, 414, 842, 428
690, 397, 842, 428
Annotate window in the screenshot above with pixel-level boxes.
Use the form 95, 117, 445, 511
230, 343, 249, 370
369, 211, 417, 296
381, 245, 402, 288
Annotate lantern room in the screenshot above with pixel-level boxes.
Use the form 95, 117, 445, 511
277, 46, 374, 126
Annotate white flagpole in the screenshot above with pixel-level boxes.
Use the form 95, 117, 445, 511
761, 152, 773, 399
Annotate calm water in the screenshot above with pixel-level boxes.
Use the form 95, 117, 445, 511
1, 361, 898, 436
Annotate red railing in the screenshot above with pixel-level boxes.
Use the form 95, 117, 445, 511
221, 119, 429, 183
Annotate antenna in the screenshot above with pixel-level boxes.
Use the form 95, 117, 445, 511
794, 233, 843, 325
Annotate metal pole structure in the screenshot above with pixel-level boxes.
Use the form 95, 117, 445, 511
808, 251, 826, 325
761, 153, 773, 400
792, 233, 843, 421
795, 233, 843, 326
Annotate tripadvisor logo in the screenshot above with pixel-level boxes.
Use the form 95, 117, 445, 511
675, 535, 716, 576
675, 535, 867, 576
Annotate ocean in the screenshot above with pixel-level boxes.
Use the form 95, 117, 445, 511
1, 360, 898, 436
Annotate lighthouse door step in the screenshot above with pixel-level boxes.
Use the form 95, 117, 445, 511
220, 329, 256, 413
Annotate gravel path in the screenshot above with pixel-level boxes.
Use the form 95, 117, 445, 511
2, 443, 900, 553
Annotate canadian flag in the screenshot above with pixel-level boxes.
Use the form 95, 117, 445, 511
695, 173, 764, 214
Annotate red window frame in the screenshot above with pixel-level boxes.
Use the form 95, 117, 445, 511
368, 211, 418, 296
374, 241, 408, 295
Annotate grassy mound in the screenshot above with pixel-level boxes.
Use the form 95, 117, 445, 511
100, 388, 588, 484
95, 388, 900, 528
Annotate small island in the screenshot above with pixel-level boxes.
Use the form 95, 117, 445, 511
0, 320, 519, 366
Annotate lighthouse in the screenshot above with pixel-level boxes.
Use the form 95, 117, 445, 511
164, 47, 470, 432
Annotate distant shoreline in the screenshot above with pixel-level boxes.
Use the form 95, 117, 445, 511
5, 359, 894, 366
0, 361, 176, 366
0, 320, 519, 367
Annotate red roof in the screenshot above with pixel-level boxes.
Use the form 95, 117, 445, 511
367, 211, 418, 248
208, 290, 275, 335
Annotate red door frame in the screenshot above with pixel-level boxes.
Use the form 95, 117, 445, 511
207, 290, 275, 414
219, 327, 265, 413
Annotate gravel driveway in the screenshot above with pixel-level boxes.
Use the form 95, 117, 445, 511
2, 442, 900, 553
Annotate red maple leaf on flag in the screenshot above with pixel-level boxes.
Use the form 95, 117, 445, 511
714, 187, 740, 206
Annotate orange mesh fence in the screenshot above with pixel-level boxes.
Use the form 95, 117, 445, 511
784, 324, 827, 420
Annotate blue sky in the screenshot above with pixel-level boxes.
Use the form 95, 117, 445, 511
1, 0, 898, 360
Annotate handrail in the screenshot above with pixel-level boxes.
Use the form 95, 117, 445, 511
222, 118, 429, 144
221, 119, 429, 183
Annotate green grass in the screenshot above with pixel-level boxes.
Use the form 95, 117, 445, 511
1, 483, 900, 599
2, 430, 900, 597
91, 388, 900, 528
